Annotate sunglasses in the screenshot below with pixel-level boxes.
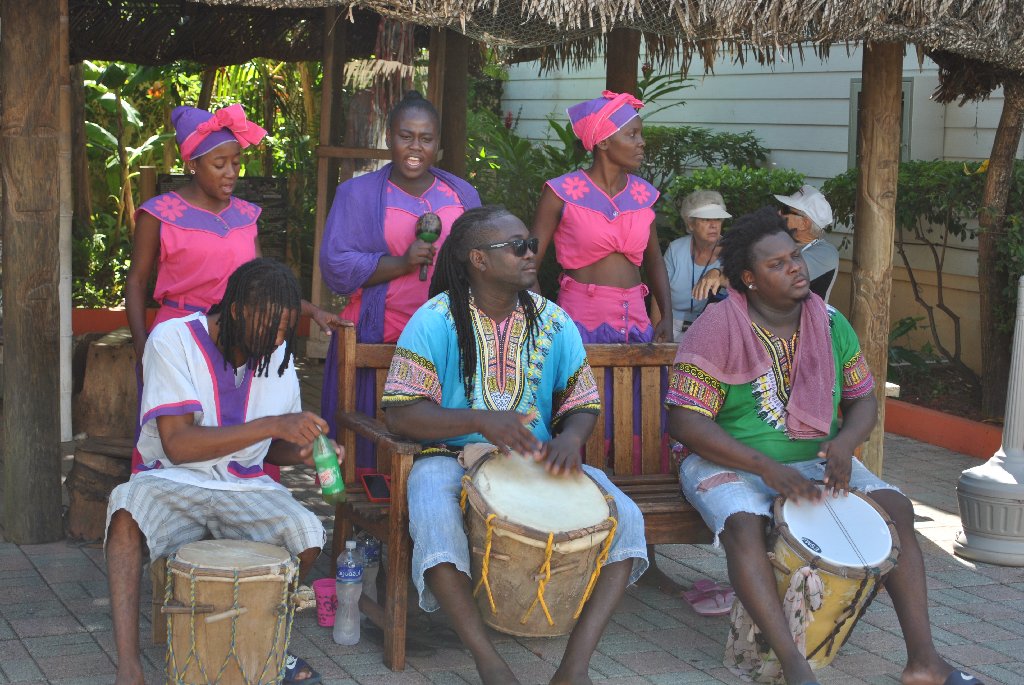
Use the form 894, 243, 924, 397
475, 237, 539, 257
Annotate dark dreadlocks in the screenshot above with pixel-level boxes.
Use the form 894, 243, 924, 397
718, 207, 792, 292
429, 206, 541, 404
207, 258, 301, 377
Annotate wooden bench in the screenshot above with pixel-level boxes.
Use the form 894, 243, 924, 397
330, 324, 711, 671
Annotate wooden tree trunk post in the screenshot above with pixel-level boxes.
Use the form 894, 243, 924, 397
978, 77, 1024, 418
1, 0, 66, 542
605, 28, 642, 95
851, 42, 903, 475
439, 29, 469, 178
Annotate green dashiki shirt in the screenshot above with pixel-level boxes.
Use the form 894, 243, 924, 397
381, 292, 600, 457
665, 307, 873, 464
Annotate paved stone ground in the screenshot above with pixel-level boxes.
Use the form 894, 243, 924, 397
0, 358, 1020, 684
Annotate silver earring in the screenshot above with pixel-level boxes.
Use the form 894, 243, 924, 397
190, 169, 196, 175
747, 284, 755, 290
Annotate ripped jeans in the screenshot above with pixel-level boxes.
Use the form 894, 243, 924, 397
679, 454, 900, 546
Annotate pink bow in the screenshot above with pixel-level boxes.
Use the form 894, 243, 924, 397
180, 104, 267, 160
601, 90, 644, 110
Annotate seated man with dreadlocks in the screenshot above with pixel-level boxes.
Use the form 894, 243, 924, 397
105, 258, 339, 685
381, 206, 648, 685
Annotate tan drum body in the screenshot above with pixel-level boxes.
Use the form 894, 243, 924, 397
164, 540, 298, 685
464, 453, 616, 638
768, 491, 900, 670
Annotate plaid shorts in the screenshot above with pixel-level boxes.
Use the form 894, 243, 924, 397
105, 476, 325, 560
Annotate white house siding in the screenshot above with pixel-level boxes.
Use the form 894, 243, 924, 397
503, 44, 1023, 374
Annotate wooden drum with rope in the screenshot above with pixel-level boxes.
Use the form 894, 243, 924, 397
164, 540, 299, 685
726, 487, 900, 677
462, 451, 618, 638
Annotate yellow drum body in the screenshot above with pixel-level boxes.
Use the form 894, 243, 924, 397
464, 452, 616, 637
164, 540, 298, 685
767, 490, 900, 670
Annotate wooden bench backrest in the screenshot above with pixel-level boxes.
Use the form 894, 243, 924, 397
334, 325, 679, 483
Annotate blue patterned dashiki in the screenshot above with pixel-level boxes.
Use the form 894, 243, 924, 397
381, 292, 601, 456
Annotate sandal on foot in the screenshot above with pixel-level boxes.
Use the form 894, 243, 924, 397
682, 578, 735, 617
944, 672, 984, 685
283, 653, 322, 685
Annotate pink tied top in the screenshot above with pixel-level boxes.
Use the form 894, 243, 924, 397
546, 170, 658, 269
566, 91, 644, 151
176, 104, 268, 162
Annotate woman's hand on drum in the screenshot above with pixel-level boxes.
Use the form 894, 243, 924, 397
540, 433, 584, 475
819, 440, 854, 497
477, 410, 543, 460
762, 461, 822, 503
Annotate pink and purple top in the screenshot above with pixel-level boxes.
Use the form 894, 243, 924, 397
135, 191, 260, 329
566, 91, 644, 151
340, 178, 466, 342
546, 170, 659, 270
172, 104, 267, 162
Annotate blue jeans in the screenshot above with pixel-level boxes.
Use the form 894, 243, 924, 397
407, 456, 649, 612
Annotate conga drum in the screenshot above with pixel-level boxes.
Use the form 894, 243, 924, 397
463, 452, 617, 637
164, 540, 298, 685
726, 488, 900, 678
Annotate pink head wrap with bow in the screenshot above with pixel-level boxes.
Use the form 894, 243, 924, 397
172, 104, 268, 162
566, 91, 644, 151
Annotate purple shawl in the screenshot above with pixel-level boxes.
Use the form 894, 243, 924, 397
676, 289, 835, 439
319, 163, 481, 343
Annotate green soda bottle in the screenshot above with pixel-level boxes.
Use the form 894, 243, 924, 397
313, 434, 346, 505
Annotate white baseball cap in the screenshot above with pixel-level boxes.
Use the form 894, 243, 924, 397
774, 185, 833, 230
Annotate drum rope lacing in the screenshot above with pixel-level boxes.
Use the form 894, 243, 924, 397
165, 559, 299, 685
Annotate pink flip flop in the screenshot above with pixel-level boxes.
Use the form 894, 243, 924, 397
682, 579, 735, 617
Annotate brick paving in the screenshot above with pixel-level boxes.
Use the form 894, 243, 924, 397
0, 359, 1018, 684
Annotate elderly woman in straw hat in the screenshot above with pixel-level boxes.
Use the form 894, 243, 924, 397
664, 190, 732, 340
775, 184, 840, 303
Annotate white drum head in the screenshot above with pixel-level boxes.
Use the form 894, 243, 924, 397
781, 491, 892, 568
173, 540, 293, 574
474, 453, 609, 533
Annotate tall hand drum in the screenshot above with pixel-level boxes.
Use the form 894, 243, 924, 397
727, 488, 900, 679
463, 452, 617, 637
164, 540, 299, 685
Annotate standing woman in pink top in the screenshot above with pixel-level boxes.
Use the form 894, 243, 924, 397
126, 104, 340, 473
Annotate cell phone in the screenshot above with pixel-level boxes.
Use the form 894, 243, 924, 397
361, 473, 392, 503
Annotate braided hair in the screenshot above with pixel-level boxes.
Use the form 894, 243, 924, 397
387, 91, 440, 133
429, 206, 541, 403
207, 258, 301, 377
718, 207, 792, 292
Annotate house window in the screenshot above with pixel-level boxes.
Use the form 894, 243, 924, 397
848, 78, 913, 167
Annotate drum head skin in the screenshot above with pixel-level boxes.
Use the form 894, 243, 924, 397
172, 540, 294, 576
781, 491, 892, 568
474, 453, 609, 533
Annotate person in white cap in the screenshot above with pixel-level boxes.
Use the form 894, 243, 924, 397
664, 190, 732, 340
774, 184, 840, 303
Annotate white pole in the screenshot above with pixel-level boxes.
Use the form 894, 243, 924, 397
58, 26, 73, 442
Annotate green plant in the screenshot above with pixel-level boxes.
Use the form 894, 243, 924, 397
636, 66, 692, 119
887, 316, 934, 383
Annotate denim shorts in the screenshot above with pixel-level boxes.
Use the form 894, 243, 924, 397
679, 454, 901, 546
407, 456, 649, 612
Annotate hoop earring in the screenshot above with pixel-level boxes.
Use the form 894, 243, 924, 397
189, 169, 196, 175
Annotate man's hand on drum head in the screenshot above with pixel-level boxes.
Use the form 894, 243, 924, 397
477, 410, 542, 460
539, 433, 584, 475
819, 441, 853, 497
763, 461, 822, 503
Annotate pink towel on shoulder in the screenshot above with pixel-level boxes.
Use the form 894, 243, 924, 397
675, 289, 834, 438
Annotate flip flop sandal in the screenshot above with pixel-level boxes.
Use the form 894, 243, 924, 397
283, 653, 322, 685
682, 579, 735, 617
943, 671, 984, 685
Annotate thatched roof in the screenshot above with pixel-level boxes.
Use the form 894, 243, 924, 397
196, 0, 1024, 75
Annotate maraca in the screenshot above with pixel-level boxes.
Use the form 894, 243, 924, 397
415, 212, 442, 281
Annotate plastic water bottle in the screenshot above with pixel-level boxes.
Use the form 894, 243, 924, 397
333, 540, 363, 645
312, 434, 345, 505
357, 533, 381, 604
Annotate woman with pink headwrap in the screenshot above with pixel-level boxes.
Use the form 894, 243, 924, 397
125, 103, 341, 475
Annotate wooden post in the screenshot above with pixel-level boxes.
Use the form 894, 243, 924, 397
850, 42, 903, 475
309, 7, 348, 358
426, 29, 447, 124
1, 0, 65, 542
438, 29, 468, 178
605, 28, 642, 95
